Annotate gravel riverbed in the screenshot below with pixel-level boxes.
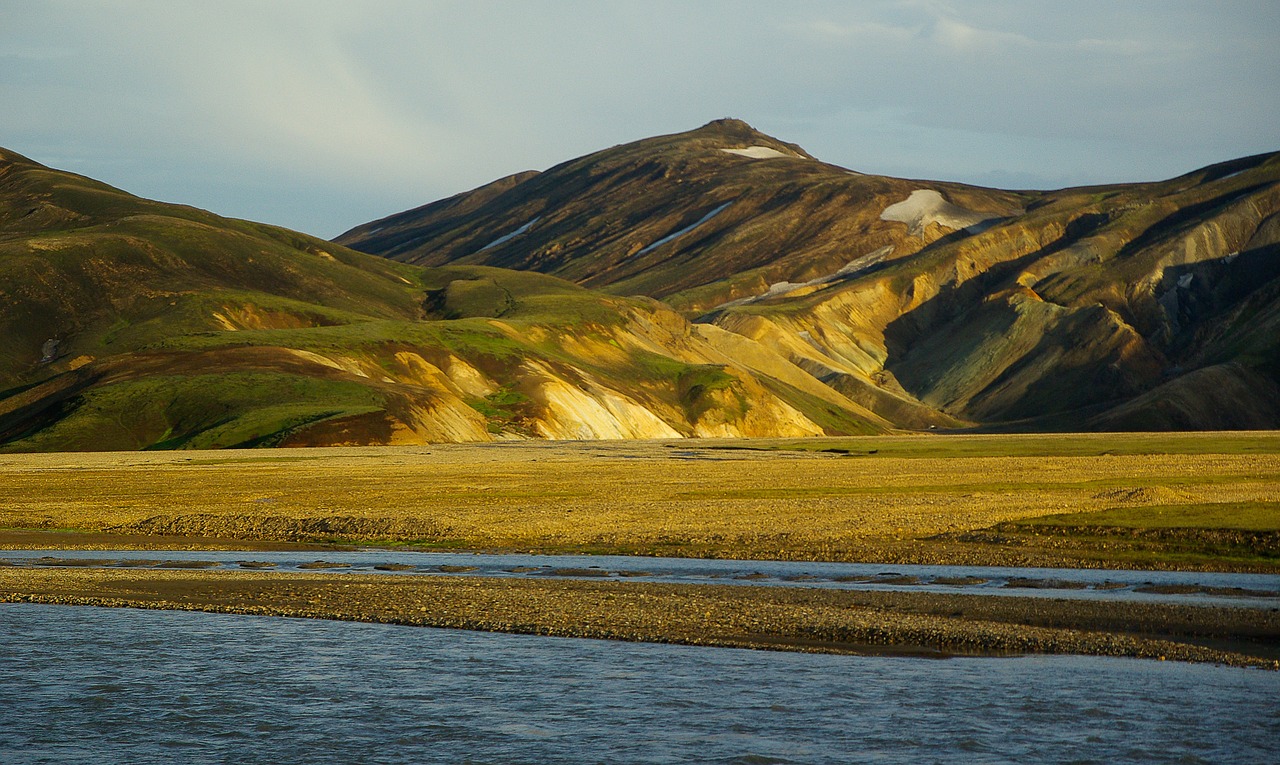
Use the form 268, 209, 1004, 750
2, 567, 1275, 670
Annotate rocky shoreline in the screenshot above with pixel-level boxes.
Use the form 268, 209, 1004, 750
2, 567, 1275, 670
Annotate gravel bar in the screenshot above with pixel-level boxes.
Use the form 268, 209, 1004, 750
2, 567, 1275, 670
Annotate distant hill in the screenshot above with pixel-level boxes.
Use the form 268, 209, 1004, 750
340, 120, 1280, 431
0, 146, 888, 451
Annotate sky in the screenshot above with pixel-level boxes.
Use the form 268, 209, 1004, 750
3, 1, 1279, 239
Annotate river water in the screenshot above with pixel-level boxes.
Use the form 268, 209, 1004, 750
0, 603, 1276, 764
4, 549, 1279, 608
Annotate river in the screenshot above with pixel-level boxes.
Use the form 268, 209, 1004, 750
1, 602, 1277, 764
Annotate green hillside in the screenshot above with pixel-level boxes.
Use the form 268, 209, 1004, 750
0, 148, 886, 451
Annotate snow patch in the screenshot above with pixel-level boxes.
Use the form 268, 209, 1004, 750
721, 146, 795, 159
638, 202, 732, 255
879, 189, 997, 236
479, 217, 540, 252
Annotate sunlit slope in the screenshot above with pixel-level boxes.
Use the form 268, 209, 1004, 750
342, 122, 1280, 430
0, 148, 886, 451
716, 152, 1280, 429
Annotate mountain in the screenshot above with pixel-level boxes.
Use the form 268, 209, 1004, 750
0, 146, 889, 451
339, 120, 1280, 431
336, 118, 1026, 314
5, 120, 1277, 453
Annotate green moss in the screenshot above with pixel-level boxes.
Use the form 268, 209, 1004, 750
676, 366, 736, 398
3, 373, 386, 452
467, 387, 534, 435
1015, 502, 1280, 532
625, 351, 688, 380
418, 265, 631, 328
672, 365, 738, 419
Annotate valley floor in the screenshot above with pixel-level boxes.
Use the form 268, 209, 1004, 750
1, 433, 1276, 570
3, 433, 1276, 666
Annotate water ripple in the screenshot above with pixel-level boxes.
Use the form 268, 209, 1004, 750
0, 603, 1276, 764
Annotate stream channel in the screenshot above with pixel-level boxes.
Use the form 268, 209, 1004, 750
5, 549, 1278, 609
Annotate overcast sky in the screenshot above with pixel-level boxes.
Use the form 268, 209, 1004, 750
4, 1, 1278, 238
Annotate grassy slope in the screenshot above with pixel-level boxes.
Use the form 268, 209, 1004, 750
0, 147, 424, 380
1018, 502, 1280, 532
0, 147, 430, 449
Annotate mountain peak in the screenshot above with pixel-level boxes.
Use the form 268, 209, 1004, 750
701, 117, 757, 130
689, 118, 815, 161
697, 117, 764, 140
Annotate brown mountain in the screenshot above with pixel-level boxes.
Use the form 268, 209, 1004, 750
339, 120, 1280, 431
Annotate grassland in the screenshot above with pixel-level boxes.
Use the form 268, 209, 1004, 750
2, 432, 1276, 571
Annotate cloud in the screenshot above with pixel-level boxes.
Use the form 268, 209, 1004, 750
927, 17, 1036, 52
0, 44, 76, 61
93, 4, 453, 181
1075, 37, 1154, 56
788, 19, 916, 44
788, 6, 1151, 58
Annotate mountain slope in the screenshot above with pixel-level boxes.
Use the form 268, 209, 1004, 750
714, 151, 1280, 429
0, 147, 887, 451
336, 119, 1025, 314
341, 122, 1280, 431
